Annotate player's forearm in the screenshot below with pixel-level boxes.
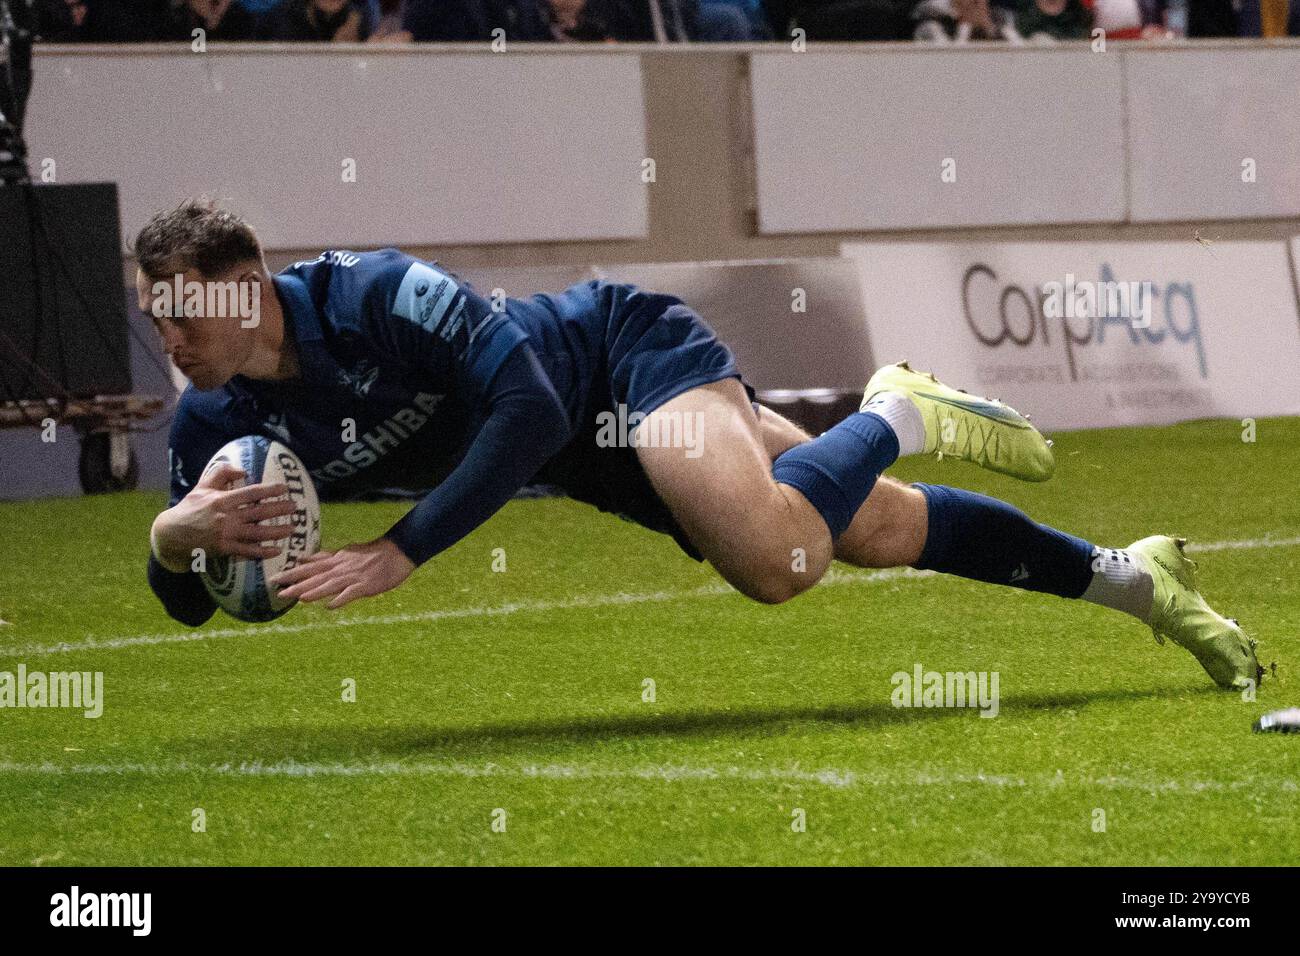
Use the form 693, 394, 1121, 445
147, 507, 218, 626
150, 509, 194, 573
385, 346, 572, 566
385, 395, 570, 565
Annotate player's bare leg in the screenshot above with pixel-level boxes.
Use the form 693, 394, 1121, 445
755, 406, 927, 569
634, 378, 836, 604
752, 397, 1261, 690
636, 372, 1029, 603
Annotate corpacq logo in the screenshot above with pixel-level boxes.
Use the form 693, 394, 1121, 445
49, 886, 151, 936
961, 263, 1207, 381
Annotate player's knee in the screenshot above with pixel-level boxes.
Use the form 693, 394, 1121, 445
735, 548, 823, 605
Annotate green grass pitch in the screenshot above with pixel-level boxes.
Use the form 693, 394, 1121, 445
1, 417, 1297, 866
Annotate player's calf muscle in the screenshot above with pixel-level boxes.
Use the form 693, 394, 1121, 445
757, 406, 927, 571
754, 408, 925, 572
834, 478, 928, 569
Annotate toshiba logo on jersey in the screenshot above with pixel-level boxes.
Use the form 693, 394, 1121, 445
309, 392, 443, 483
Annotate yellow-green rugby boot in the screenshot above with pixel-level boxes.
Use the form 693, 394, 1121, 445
1128, 535, 1263, 691
862, 361, 1055, 482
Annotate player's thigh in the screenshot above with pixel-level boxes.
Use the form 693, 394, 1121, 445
634, 378, 831, 587
756, 404, 812, 458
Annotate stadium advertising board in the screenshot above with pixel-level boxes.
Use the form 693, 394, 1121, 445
842, 241, 1300, 431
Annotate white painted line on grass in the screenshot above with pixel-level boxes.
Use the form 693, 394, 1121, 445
0, 758, 1293, 793
1187, 534, 1300, 553
3, 533, 1297, 660
0, 567, 935, 658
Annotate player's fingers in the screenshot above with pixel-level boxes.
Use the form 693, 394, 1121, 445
326, 583, 368, 610
269, 552, 338, 589
273, 561, 343, 596
295, 575, 353, 604
298, 549, 336, 564
234, 523, 295, 543
272, 574, 314, 599
224, 481, 288, 507
237, 499, 298, 522
269, 559, 326, 587
225, 542, 282, 561
197, 463, 246, 490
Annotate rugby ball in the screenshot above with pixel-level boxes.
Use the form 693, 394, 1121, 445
199, 436, 321, 622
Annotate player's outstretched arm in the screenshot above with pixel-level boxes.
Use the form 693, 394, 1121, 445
272, 342, 572, 610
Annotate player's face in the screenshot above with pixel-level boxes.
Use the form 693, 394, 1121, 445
136, 266, 260, 391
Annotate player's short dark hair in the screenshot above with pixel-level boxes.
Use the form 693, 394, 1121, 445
133, 198, 264, 279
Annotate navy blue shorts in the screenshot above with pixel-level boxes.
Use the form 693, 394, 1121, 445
529, 280, 755, 561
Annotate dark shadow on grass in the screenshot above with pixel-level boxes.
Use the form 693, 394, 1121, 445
169, 683, 1221, 763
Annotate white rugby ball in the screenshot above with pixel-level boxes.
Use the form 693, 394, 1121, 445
199, 436, 321, 622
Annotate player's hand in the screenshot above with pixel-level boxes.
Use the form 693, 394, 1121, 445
269, 537, 415, 610
151, 463, 297, 571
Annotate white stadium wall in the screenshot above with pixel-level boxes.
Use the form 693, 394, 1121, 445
27, 46, 649, 250
749, 48, 1128, 233
748, 44, 1300, 234
1125, 47, 1300, 224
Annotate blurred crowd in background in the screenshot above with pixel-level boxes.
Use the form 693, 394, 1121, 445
29, 0, 1300, 45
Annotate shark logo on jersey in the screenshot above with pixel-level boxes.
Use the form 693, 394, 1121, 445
292, 250, 360, 270
336, 359, 380, 398
262, 412, 292, 444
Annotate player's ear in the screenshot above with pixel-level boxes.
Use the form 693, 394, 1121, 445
228, 267, 264, 300
236, 268, 266, 328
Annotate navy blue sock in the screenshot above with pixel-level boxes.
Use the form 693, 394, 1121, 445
771, 412, 899, 538
912, 483, 1094, 598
